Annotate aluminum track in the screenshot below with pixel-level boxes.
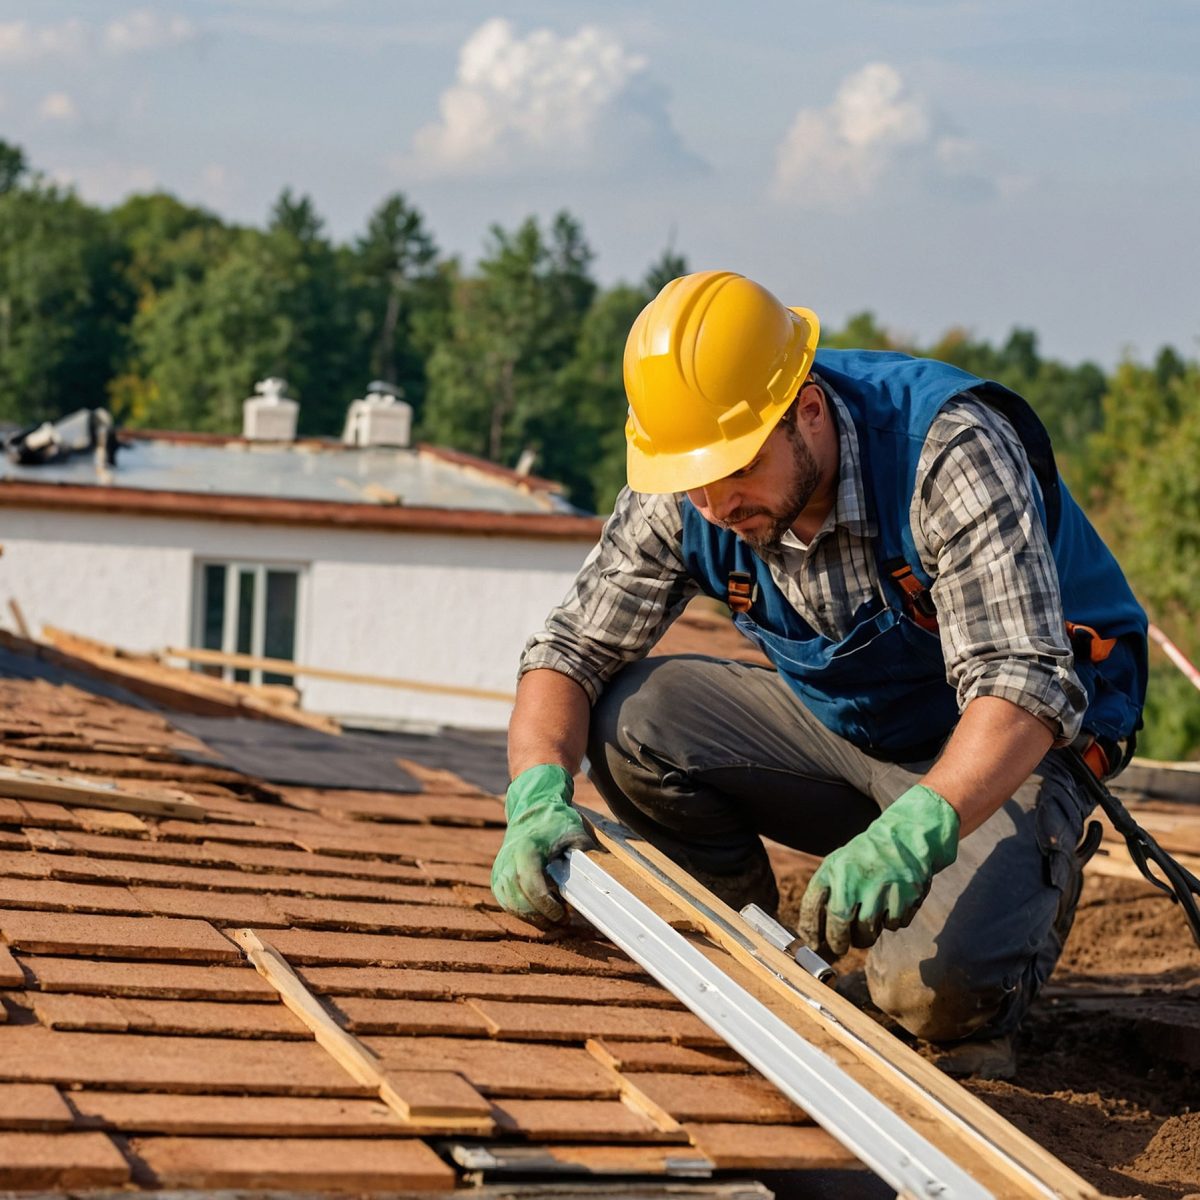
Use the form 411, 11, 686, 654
549, 849, 993, 1200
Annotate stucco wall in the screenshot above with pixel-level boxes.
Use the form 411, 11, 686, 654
0, 507, 595, 729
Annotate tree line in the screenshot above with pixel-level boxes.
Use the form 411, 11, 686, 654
1, 139, 1196, 757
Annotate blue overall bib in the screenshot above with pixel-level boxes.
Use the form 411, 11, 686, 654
680, 350, 1147, 758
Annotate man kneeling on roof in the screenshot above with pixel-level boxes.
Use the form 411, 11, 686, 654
490, 271, 1147, 1072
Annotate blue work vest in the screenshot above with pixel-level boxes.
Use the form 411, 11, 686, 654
680, 349, 1147, 758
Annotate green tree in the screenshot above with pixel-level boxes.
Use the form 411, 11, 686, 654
107, 192, 232, 299
262, 189, 356, 432
554, 283, 648, 510
1087, 356, 1200, 758
0, 177, 132, 423
347, 193, 445, 422
0, 140, 27, 194
127, 229, 292, 430
643, 245, 688, 295
823, 311, 902, 352
422, 212, 596, 468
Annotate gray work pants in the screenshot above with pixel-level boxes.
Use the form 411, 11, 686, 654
586, 655, 1097, 1043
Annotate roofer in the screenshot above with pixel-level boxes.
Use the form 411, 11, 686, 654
491, 270, 1148, 1062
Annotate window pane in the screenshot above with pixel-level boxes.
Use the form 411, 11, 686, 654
263, 570, 298, 686
199, 564, 227, 678
235, 568, 256, 684
202, 565, 226, 650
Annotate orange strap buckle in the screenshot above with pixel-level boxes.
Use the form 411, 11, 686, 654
727, 571, 757, 615
885, 560, 939, 634
1080, 737, 1111, 780
1065, 621, 1118, 663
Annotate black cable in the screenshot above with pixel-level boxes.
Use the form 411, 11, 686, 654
1063, 748, 1200, 949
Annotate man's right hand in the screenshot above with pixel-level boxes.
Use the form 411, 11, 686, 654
490, 764, 593, 925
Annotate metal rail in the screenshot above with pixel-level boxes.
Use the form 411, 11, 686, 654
548, 849, 993, 1200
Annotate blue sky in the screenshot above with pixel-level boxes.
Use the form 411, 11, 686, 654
1, 1, 1198, 367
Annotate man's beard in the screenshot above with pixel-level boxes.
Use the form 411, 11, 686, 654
719, 431, 822, 552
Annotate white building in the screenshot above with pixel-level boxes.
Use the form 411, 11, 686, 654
0, 387, 601, 730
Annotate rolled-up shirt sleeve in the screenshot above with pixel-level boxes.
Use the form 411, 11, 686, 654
913, 400, 1088, 742
519, 488, 700, 704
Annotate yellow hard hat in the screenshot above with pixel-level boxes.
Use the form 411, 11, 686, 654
624, 271, 820, 494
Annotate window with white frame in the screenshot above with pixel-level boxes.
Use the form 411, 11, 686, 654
193, 561, 303, 686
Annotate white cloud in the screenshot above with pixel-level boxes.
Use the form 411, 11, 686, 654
0, 18, 88, 63
52, 162, 158, 205
103, 9, 197, 54
404, 18, 702, 180
772, 63, 990, 206
39, 92, 79, 122
0, 11, 195, 64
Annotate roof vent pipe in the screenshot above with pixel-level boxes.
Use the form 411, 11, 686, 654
343, 381, 412, 449
243, 378, 298, 442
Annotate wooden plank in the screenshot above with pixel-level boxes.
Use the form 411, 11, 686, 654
231, 928, 493, 1133
164, 645, 517, 704
0, 764, 205, 822
36, 626, 338, 735
6, 598, 31, 640
580, 807, 1101, 1200
1115, 758, 1200, 806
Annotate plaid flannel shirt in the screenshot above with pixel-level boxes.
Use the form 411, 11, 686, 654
521, 385, 1087, 743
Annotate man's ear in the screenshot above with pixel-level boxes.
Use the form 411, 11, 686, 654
794, 379, 825, 433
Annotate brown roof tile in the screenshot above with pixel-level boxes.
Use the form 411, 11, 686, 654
72, 1091, 408, 1137
0, 877, 146, 914
131, 1135, 455, 1191
25, 957, 277, 1001
32, 992, 130, 1031
0, 1026, 369, 1095
0, 1084, 75, 1131
518, 938, 649, 978
0, 798, 27, 824
276, 896, 506, 938
155, 821, 303, 849
263, 928, 528, 971
465, 998, 723, 1046
622, 1072, 811, 1125
0, 849, 49, 879
492, 1098, 670, 1141
0, 1131, 131, 1189
687, 1123, 859, 1170
0, 910, 239, 961
127, 886, 289, 926
368, 1037, 619, 1099
0, 943, 27, 987
333, 997, 493, 1037
586, 1038, 749, 1075
112, 997, 311, 1039
300, 966, 682, 1008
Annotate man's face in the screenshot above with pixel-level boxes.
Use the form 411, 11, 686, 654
685, 407, 823, 552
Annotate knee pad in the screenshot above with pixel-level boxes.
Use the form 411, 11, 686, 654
868, 961, 1011, 1043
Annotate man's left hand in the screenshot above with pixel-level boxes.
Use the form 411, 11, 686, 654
798, 784, 960, 956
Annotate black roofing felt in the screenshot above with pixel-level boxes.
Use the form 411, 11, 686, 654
0, 644, 509, 795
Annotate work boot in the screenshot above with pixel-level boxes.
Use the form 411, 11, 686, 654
929, 1033, 1016, 1081
683, 853, 780, 918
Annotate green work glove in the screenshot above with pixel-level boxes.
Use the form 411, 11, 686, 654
491, 764, 592, 926
798, 784, 960, 957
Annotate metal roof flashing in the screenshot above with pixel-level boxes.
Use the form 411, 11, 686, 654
0, 430, 600, 537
